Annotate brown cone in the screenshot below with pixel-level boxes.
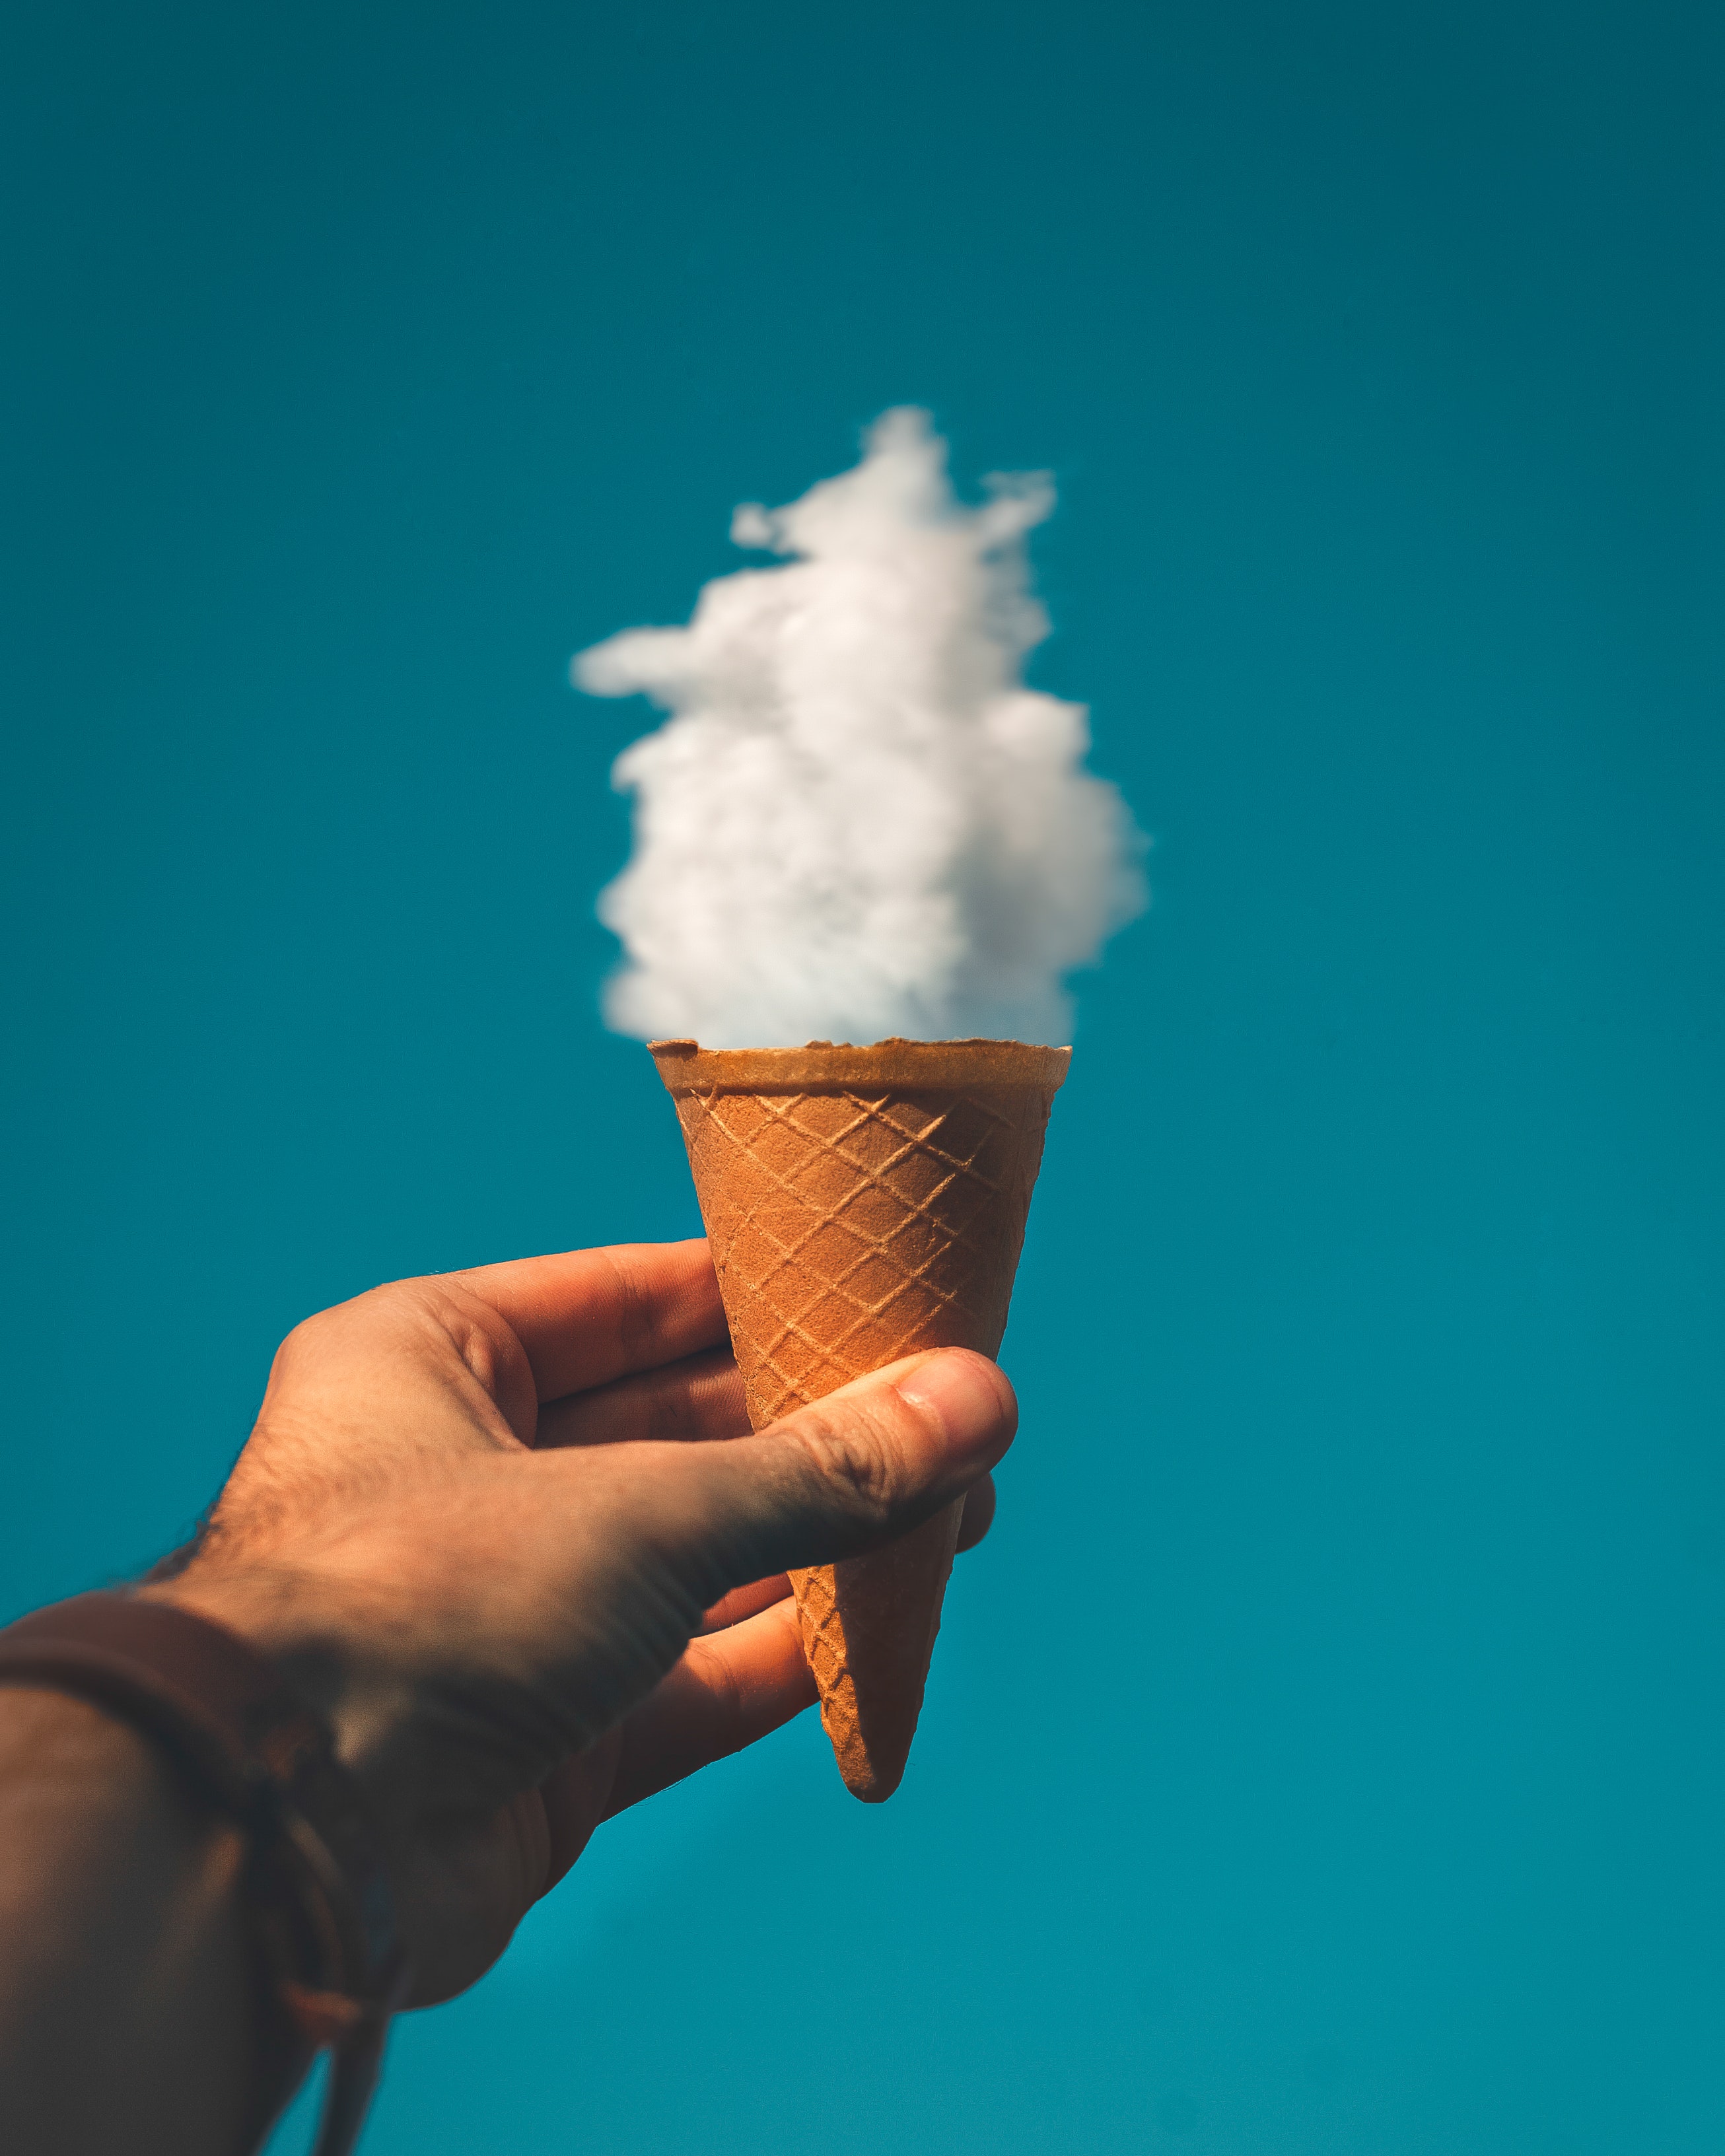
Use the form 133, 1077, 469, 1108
649, 1035, 1070, 1801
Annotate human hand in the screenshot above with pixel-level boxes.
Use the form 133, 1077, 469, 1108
148, 1239, 1014, 2007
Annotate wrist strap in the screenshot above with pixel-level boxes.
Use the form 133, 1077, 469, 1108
0, 1590, 411, 2156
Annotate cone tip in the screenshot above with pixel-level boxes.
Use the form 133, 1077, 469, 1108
840, 1760, 906, 1803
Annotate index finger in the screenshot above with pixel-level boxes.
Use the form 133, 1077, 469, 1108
448, 1239, 728, 1402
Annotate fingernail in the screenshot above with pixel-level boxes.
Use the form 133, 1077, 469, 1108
893, 1352, 1011, 1465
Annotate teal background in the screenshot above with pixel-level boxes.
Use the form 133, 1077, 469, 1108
3, 3, 1722, 2151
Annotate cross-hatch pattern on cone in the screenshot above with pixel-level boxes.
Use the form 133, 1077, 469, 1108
682, 1088, 1036, 1427
651, 1038, 1069, 1801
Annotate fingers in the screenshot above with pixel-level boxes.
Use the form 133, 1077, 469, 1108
691, 1482, 993, 1642
621, 1347, 1017, 1606
540, 1473, 1005, 1867
536, 1727, 624, 1895
955, 1472, 997, 1554
447, 1241, 728, 1403
601, 1599, 816, 1819
573, 1469, 1004, 1826
698, 1573, 792, 1633
693, 1476, 992, 1642
534, 1345, 748, 1452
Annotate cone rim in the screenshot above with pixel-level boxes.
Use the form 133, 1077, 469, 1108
648, 1036, 1072, 1094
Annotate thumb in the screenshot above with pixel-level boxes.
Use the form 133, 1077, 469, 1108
652, 1348, 1018, 1605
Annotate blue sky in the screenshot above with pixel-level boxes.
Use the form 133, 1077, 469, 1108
3, 3, 1722, 2150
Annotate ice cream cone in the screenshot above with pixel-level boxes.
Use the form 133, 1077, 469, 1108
649, 1035, 1070, 1800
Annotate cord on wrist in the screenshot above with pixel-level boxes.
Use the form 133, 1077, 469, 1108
0, 1591, 411, 2156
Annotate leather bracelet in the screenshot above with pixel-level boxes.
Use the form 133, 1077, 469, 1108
0, 1590, 411, 2156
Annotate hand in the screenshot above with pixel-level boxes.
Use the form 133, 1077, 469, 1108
149, 1239, 1016, 2006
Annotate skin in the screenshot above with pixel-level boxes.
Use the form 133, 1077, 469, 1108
0, 1237, 1015, 2155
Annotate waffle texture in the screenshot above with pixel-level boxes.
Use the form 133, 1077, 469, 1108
651, 1037, 1069, 1799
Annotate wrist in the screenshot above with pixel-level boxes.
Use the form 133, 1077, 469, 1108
141, 1566, 412, 1813
1, 1587, 410, 2149
0, 1679, 174, 1821
0, 1683, 269, 2155
139, 1564, 555, 2008
0, 1681, 239, 1959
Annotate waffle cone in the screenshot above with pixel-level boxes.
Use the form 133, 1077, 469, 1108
651, 1036, 1070, 1800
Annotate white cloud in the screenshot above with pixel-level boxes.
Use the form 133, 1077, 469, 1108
574, 408, 1145, 1048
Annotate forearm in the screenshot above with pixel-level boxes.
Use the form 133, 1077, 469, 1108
0, 1686, 293, 2155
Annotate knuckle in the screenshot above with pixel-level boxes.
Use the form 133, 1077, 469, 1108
607, 1247, 671, 1371
267, 1308, 335, 1386
423, 1280, 532, 1402
701, 1635, 748, 1737
787, 1403, 905, 1529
